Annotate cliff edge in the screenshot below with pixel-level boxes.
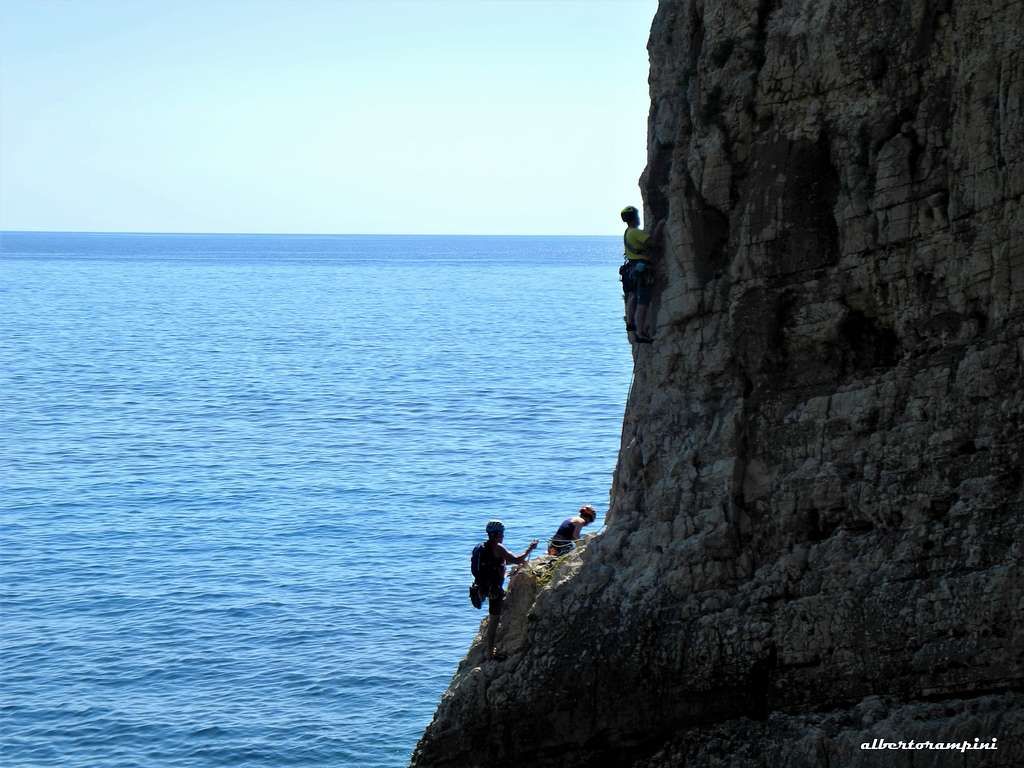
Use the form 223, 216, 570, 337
411, 1, 1023, 765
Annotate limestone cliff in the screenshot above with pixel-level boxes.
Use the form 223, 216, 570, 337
411, 1, 1023, 765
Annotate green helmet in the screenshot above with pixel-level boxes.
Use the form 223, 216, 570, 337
620, 205, 639, 221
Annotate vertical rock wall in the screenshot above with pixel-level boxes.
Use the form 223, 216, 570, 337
411, 1, 1024, 765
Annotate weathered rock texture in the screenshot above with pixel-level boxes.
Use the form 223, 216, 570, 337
411, 0, 1024, 765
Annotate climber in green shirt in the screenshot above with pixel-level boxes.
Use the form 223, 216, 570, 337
620, 205, 664, 343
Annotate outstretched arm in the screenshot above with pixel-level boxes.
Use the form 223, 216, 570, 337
509, 540, 539, 564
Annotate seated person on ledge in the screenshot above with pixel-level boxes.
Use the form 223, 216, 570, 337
547, 505, 597, 556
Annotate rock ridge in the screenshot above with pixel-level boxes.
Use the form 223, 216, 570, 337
411, 0, 1023, 765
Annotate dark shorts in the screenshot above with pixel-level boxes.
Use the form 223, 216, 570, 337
487, 585, 505, 615
620, 262, 635, 296
622, 261, 652, 305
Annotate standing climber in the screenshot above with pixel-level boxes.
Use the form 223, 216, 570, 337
547, 505, 597, 556
476, 520, 538, 660
620, 205, 664, 343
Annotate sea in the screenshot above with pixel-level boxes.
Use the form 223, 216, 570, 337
0, 232, 633, 768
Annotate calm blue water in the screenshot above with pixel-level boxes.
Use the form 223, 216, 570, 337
0, 232, 632, 767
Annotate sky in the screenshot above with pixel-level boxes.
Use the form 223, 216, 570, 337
0, 0, 657, 236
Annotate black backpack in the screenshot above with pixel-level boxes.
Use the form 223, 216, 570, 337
469, 541, 494, 609
472, 542, 493, 584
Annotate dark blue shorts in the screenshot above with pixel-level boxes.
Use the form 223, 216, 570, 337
548, 541, 574, 557
620, 262, 635, 296
487, 584, 505, 615
623, 261, 652, 305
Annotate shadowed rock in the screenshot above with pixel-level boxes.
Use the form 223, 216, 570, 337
411, 1, 1024, 765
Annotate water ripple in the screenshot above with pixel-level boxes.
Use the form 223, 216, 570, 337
1, 233, 631, 767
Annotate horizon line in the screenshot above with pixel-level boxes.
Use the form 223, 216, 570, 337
1, 229, 616, 238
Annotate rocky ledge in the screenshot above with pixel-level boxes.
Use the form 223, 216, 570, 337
411, 0, 1023, 766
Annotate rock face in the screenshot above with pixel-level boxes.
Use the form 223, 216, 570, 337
411, 1, 1024, 766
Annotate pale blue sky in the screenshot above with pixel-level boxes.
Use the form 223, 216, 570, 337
1, 0, 657, 235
